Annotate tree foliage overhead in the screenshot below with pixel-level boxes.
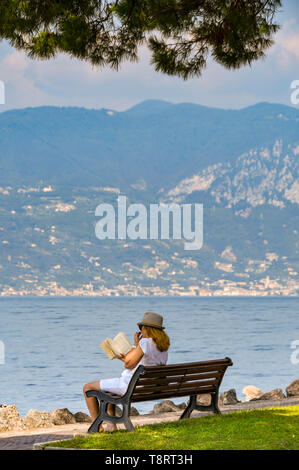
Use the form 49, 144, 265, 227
0, 0, 282, 79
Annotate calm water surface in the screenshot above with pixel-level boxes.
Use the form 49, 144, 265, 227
0, 296, 298, 416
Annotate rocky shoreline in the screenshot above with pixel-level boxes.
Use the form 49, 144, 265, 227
1, 379, 298, 433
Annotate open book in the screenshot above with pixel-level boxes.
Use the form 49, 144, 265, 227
100, 332, 133, 360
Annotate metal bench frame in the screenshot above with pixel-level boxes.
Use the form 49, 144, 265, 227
86, 357, 233, 432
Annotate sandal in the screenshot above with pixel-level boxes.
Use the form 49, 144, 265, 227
99, 422, 118, 432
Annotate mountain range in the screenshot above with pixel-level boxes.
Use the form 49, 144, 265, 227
0, 100, 298, 295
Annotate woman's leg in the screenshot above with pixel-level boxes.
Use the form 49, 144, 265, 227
107, 403, 116, 417
83, 381, 117, 430
83, 381, 100, 421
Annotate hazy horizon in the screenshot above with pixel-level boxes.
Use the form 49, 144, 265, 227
0, 97, 298, 115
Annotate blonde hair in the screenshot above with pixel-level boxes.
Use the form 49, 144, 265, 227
143, 326, 170, 352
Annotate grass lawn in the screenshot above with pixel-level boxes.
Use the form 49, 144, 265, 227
48, 405, 299, 450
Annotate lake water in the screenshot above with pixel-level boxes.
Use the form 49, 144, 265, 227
0, 296, 298, 416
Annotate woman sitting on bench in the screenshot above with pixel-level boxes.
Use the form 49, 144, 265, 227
83, 312, 170, 432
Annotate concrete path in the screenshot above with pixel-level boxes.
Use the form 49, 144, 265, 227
1, 397, 298, 450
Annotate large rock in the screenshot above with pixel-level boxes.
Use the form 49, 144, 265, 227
129, 406, 140, 416
219, 389, 240, 405
177, 402, 187, 410
286, 379, 299, 397
73, 412, 92, 423
23, 409, 52, 429
150, 400, 182, 414
0, 405, 25, 432
49, 408, 76, 425
197, 394, 211, 406
242, 385, 264, 401
115, 405, 139, 417
255, 388, 285, 401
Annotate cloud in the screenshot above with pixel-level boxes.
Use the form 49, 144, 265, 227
271, 17, 299, 68
0, 50, 49, 107
277, 33, 299, 61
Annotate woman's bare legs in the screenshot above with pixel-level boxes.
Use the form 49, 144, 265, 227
83, 381, 117, 431
83, 381, 100, 421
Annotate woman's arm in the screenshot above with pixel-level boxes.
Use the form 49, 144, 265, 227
119, 345, 144, 369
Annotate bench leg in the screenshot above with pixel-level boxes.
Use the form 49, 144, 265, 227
123, 403, 135, 432
87, 398, 135, 433
88, 414, 104, 433
88, 400, 106, 433
180, 393, 221, 420
179, 395, 197, 420
211, 393, 221, 414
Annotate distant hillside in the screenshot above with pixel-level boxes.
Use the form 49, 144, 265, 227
0, 101, 298, 296
0, 100, 298, 190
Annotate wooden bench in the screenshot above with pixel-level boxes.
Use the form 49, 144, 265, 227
86, 357, 233, 432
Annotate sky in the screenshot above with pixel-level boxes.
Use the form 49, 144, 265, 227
0, 1, 299, 112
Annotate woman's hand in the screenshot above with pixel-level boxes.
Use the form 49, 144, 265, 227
118, 353, 126, 362
134, 331, 142, 347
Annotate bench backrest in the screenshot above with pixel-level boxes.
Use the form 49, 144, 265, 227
130, 357, 233, 403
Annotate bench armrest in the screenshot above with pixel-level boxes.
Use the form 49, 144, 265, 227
86, 389, 124, 403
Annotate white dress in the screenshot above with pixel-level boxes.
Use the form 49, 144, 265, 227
100, 337, 168, 396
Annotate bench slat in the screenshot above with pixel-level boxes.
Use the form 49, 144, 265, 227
143, 358, 232, 372
145, 357, 232, 371
137, 371, 223, 386
133, 378, 219, 395
131, 386, 217, 403
142, 364, 227, 379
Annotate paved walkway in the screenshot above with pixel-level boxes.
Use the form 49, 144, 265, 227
1, 397, 298, 450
